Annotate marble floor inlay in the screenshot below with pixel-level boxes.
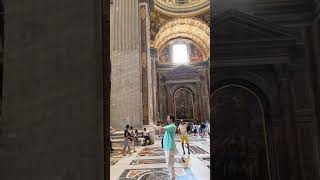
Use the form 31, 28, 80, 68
137, 147, 165, 157
118, 168, 196, 180
130, 158, 183, 165
188, 145, 209, 154
110, 135, 210, 180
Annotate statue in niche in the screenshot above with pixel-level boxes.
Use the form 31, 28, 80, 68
159, 46, 171, 64
150, 12, 161, 40
140, 6, 146, 21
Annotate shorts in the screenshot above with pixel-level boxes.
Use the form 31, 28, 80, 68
180, 135, 189, 143
124, 138, 129, 147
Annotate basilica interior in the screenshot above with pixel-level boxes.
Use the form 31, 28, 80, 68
0, 0, 320, 180
110, 0, 211, 179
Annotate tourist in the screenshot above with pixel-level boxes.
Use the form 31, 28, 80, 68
205, 121, 210, 136
143, 128, 150, 146
122, 124, 131, 156
192, 123, 197, 136
201, 122, 206, 137
186, 122, 191, 134
152, 115, 177, 180
178, 119, 190, 156
197, 123, 201, 136
129, 126, 137, 153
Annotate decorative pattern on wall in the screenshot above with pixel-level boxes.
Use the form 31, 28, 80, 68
174, 88, 194, 119
212, 86, 269, 179
140, 4, 149, 125
154, 0, 209, 17
153, 18, 210, 59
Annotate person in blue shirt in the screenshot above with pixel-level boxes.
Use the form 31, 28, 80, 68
153, 115, 177, 180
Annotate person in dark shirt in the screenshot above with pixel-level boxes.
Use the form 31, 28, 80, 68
201, 122, 206, 137
122, 124, 131, 156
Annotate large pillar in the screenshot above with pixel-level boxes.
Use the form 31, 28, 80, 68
110, 0, 142, 129
150, 48, 158, 124
139, 2, 151, 125
276, 65, 302, 180
1, 0, 104, 179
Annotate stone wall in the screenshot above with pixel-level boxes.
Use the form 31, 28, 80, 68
110, 50, 142, 129
110, 0, 142, 129
0, 0, 104, 179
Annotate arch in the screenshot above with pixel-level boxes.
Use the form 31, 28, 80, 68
211, 84, 272, 180
174, 88, 195, 120
154, 0, 210, 17
159, 38, 206, 64
211, 78, 272, 114
153, 18, 210, 59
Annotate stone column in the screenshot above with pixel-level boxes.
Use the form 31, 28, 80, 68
276, 65, 302, 180
150, 48, 158, 123
158, 78, 167, 121
110, 0, 142, 129
139, 2, 149, 125
201, 75, 210, 121
166, 84, 174, 116
303, 24, 320, 178
196, 82, 203, 122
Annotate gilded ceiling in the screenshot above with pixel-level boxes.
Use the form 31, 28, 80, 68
150, 11, 210, 40
154, 0, 210, 17
153, 18, 210, 60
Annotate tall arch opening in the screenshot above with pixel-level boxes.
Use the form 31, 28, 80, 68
211, 85, 271, 179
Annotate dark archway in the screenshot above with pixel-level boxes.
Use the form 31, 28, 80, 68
211, 81, 271, 180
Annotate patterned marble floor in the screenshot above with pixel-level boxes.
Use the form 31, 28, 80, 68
110, 135, 210, 180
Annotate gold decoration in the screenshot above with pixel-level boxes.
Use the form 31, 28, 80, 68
140, 6, 146, 21
154, 18, 210, 59
142, 51, 147, 69
154, 0, 209, 17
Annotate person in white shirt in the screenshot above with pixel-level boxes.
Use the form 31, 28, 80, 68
192, 123, 197, 136
178, 120, 190, 155
142, 128, 150, 146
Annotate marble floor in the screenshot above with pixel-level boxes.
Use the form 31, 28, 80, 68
110, 135, 210, 180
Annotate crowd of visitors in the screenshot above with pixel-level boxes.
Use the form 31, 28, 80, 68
121, 125, 151, 156
190, 121, 210, 137
119, 117, 210, 179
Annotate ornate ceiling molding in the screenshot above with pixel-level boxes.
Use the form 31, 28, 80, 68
154, 0, 210, 17
153, 18, 210, 59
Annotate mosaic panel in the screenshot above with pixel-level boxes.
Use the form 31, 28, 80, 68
188, 145, 208, 154
130, 158, 183, 165
111, 160, 119, 166
198, 156, 210, 162
176, 136, 207, 142
118, 167, 196, 180
137, 147, 165, 157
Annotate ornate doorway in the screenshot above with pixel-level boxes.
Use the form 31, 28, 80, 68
174, 88, 194, 120
212, 85, 271, 180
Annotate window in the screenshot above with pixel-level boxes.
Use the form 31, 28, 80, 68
172, 43, 189, 64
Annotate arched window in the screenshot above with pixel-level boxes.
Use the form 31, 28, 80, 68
174, 88, 194, 119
